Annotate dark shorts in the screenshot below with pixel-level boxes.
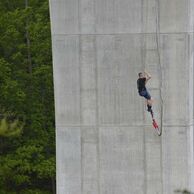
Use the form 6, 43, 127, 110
139, 89, 151, 100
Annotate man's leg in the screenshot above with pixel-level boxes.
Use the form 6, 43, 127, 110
142, 90, 153, 112
147, 98, 153, 106
144, 90, 153, 107
147, 99, 153, 112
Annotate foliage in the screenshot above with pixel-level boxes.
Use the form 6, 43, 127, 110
0, 117, 23, 137
0, 0, 55, 194
175, 189, 193, 194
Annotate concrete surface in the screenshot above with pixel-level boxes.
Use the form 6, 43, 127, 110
49, 0, 194, 193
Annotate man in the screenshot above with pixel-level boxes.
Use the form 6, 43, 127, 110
137, 71, 153, 113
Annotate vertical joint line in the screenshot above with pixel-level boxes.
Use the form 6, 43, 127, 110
156, 0, 164, 193
79, 35, 84, 194
94, 37, 101, 194
78, 1, 83, 192
141, 1, 147, 193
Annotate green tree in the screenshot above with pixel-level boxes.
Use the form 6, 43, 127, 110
0, 0, 55, 194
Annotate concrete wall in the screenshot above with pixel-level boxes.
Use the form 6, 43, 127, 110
49, 0, 194, 193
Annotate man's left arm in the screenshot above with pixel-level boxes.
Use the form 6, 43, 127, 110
144, 71, 151, 82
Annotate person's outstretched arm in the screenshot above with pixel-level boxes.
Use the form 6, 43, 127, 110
144, 71, 151, 83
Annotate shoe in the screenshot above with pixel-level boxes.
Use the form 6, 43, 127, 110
153, 119, 158, 128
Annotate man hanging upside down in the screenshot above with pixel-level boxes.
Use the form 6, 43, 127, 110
137, 71, 153, 113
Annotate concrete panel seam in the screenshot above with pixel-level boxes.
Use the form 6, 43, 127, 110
56, 124, 194, 128
51, 32, 194, 36
141, 12, 147, 192
155, 1, 164, 191
79, 35, 84, 194
94, 35, 101, 194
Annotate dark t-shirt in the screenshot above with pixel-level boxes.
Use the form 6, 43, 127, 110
137, 78, 146, 92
